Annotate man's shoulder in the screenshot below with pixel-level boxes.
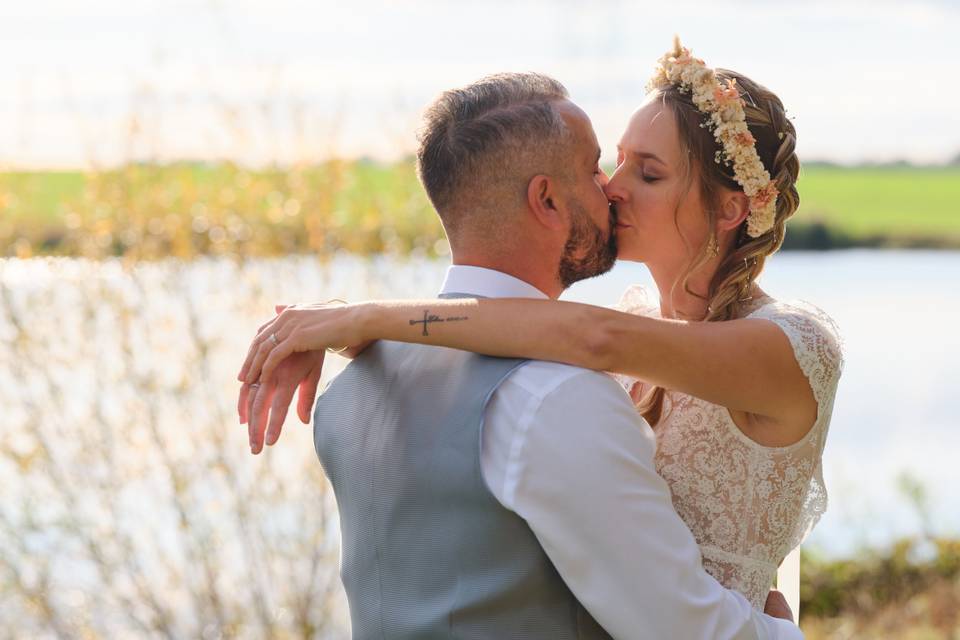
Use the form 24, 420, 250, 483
502, 360, 629, 404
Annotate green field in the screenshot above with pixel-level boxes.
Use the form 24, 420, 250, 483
2, 162, 958, 258
793, 164, 960, 242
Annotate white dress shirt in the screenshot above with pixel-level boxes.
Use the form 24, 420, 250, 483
439, 265, 803, 640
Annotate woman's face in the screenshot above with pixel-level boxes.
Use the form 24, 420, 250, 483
605, 97, 711, 272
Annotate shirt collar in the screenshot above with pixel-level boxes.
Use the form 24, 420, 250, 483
439, 265, 550, 300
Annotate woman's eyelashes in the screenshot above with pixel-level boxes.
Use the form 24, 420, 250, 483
636, 164, 661, 183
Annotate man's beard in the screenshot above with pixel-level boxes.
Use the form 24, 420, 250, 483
557, 201, 618, 289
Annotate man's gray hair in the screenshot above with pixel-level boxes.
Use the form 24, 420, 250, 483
416, 72, 573, 241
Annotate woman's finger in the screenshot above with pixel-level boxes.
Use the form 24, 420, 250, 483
244, 320, 292, 383
238, 381, 250, 424
247, 383, 260, 448
239, 321, 273, 379
239, 323, 277, 380
265, 381, 296, 447
238, 332, 268, 381
238, 313, 287, 381
250, 380, 277, 454
260, 336, 296, 385
297, 355, 325, 423
245, 323, 288, 384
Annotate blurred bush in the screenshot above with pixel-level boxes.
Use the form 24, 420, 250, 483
5, 160, 960, 260
0, 160, 446, 260
802, 537, 959, 616
0, 258, 348, 637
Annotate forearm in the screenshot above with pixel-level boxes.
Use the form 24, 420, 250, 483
354, 297, 688, 385
355, 298, 615, 369
350, 297, 809, 421
604, 315, 808, 418
351, 298, 699, 386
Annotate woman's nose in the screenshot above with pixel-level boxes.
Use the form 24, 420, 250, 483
597, 169, 610, 188
604, 171, 626, 202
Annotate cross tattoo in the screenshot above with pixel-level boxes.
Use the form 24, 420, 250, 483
410, 310, 444, 336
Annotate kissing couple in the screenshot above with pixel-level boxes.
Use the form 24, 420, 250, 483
237, 38, 843, 639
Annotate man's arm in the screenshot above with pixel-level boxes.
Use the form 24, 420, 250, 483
494, 366, 802, 640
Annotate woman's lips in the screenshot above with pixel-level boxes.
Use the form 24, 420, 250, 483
609, 202, 632, 230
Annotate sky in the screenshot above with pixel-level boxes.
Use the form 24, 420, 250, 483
1, 0, 958, 168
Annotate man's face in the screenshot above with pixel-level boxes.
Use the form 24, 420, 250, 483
554, 101, 618, 289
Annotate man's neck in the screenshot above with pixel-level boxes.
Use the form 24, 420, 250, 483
450, 255, 562, 300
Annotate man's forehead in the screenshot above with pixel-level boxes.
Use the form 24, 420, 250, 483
555, 100, 589, 127
555, 100, 599, 146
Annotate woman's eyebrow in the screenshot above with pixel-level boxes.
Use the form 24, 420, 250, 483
628, 148, 666, 165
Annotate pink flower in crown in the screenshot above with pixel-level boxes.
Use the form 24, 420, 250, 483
649, 36, 779, 238
713, 79, 741, 107
752, 182, 779, 209
734, 131, 756, 146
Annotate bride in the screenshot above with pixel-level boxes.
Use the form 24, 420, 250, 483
238, 39, 844, 611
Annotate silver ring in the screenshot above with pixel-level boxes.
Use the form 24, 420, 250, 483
249, 382, 261, 388
269, 332, 279, 346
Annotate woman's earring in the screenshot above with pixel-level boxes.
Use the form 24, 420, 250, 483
706, 235, 720, 258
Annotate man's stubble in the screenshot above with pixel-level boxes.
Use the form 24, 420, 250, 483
557, 201, 618, 289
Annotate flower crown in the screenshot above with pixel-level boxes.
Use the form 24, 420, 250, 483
647, 37, 778, 238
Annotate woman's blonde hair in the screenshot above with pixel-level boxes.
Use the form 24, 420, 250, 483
637, 70, 801, 426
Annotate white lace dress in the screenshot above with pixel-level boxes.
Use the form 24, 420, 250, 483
613, 285, 844, 609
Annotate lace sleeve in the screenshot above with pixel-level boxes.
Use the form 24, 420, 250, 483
748, 301, 844, 420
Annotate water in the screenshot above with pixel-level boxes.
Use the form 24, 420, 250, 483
3, 249, 958, 589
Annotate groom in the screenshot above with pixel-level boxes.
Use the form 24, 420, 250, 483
244, 73, 801, 639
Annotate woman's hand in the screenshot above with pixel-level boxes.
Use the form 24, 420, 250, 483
240, 349, 325, 454
237, 301, 367, 386
763, 589, 794, 622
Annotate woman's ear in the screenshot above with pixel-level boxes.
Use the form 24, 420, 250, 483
527, 174, 566, 231
717, 189, 750, 232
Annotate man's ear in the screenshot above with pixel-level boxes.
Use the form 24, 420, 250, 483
717, 189, 750, 232
526, 174, 566, 231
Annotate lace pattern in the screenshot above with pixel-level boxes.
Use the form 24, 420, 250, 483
613, 285, 844, 609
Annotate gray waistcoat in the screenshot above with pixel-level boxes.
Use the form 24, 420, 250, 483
313, 338, 612, 640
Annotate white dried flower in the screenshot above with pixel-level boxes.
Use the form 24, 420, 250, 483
648, 36, 778, 238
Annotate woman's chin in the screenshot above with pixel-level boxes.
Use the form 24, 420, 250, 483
614, 231, 646, 263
